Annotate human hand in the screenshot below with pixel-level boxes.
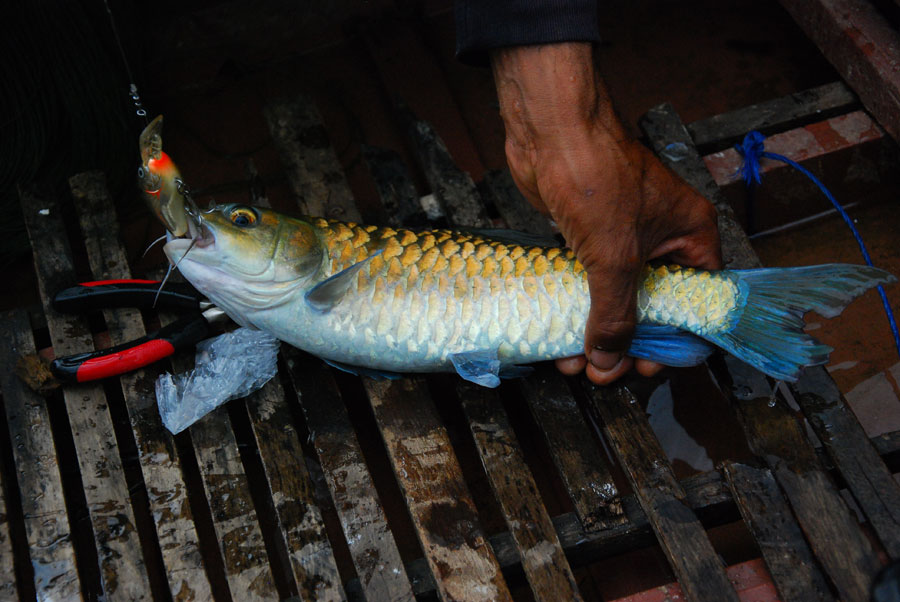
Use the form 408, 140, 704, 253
491, 43, 722, 385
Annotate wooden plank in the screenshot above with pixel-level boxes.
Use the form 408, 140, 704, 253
724, 358, 881, 602
240, 374, 347, 600
68, 171, 214, 601
365, 378, 512, 602
480, 169, 556, 238
792, 368, 900, 558
0, 310, 81, 600
687, 81, 858, 151
778, 0, 900, 143
402, 113, 492, 228
20, 184, 152, 600
721, 461, 834, 602
584, 384, 740, 602
283, 347, 415, 602
0, 453, 15, 600
702, 110, 886, 188
263, 96, 362, 222
458, 382, 582, 602
361, 144, 428, 227
518, 369, 623, 531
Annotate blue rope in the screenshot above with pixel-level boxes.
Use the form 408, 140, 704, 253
736, 130, 900, 359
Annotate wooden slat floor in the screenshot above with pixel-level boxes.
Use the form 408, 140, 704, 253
2, 15, 900, 599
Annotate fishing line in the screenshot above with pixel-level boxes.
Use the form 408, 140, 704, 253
736, 130, 900, 359
103, 0, 148, 124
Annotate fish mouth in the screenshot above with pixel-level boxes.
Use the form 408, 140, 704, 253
164, 218, 214, 258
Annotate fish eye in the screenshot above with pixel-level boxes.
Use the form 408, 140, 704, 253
229, 206, 258, 227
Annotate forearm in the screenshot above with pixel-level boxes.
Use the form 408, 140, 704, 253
490, 43, 625, 148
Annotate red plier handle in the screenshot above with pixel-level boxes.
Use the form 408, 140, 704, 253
50, 280, 221, 383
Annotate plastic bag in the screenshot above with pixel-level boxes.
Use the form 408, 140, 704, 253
156, 327, 280, 434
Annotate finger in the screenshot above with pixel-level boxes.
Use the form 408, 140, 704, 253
555, 355, 586, 375
582, 260, 640, 371
585, 355, 634, 385
634, 358, 666, 377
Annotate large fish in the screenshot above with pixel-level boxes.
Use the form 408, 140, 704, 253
160, 201, 893, 386
140, 119, 894, 386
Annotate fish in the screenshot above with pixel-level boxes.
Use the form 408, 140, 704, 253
138, 115, 192, 237
161, 200, 895, 387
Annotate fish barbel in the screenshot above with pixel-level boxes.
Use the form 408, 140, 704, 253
163, 202, 894, 386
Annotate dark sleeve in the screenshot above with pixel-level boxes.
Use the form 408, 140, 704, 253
455, 0, 600, 66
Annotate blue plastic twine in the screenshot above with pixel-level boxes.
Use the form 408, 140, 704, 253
736, 130, 900, 360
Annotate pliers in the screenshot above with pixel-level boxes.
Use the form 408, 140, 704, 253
50, 279, 227, 383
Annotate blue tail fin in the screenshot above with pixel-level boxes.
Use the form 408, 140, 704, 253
704, 264, 895, 381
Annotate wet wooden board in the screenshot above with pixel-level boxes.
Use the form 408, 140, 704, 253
361, 144, 427, 227
264, 96, 362, 222
687, 81, 858, 152
20, 184, 152, 600
457, 382, 582, 602
240, 373, 347, 600
480, 169, 556, 238
0, 310, 81, 600
68, 171, 214, 601
365, 378, 512, 602
0, 453, 15, 601
585, 384, 740, 602
283, 347, 416, 602
518, 370, 623, 531
779, 0, 900, 143
402, 114, 492, 228
721, 461, 834, 602
724, 358, 881, 602
793, 368, 900, 559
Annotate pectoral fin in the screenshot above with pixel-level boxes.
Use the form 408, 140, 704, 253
627, 324, 715, 367
305, 250, 383, 312
450, 350, 533, 387
322, 357, 402, 380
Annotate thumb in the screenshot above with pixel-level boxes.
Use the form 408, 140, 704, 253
582, 261, 640, 371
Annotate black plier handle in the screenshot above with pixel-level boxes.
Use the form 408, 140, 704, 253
50, 280, 224, 383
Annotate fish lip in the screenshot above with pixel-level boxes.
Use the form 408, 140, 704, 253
185, 218, 215, 248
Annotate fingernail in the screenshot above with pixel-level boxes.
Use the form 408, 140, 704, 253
590, 349, 623, 371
